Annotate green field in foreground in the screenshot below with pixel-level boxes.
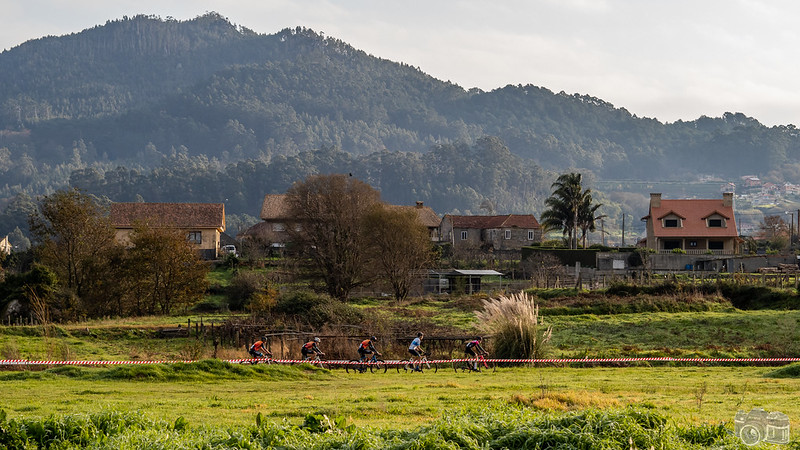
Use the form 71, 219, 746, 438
3, 362, 799, 434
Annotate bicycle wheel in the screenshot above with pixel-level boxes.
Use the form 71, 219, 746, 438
421, 358, 437, 373
345, 359, 362, 374
397, 359, 409, 373
369, 359, 387, 373
481, 358, 495, 372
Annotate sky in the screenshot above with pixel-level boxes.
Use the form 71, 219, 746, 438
2, 0, 800, 127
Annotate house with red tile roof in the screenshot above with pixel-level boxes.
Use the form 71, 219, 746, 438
110, 202, 226, 260
440, 214, 541, 252
643, 193, 738, 255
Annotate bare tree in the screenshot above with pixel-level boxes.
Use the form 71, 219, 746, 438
285, 174, 380, 301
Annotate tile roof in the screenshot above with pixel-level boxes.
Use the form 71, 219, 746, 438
387, 203, 441, 228
446, 214, 540, 229
110, 203, 225, 230
649, 199, 737, 238
260, 194, 290, 220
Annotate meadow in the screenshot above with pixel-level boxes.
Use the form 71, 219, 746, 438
2, 361, 799, 448
3, 279, 800, 448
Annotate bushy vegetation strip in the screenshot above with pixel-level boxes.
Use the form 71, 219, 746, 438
0, 359, 331, 382
0, 405, 756, 449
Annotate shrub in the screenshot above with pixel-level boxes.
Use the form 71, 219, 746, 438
274, 291, 364, 328
475, 291, 552, 359
227, 271, 269, 310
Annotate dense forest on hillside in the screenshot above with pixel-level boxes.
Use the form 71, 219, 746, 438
1, 13, 799, 242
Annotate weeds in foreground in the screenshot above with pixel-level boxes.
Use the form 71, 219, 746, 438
0, 405, 749, 449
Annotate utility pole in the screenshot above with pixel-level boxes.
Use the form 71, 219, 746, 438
621, 214, 625, 247
600, 218, 606, 246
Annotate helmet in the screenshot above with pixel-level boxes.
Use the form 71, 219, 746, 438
314, 337, 321, 343
476, 336, 483, 341
416, 332, 423, 337
370, 336, 377, 341
261, 336, 267, 341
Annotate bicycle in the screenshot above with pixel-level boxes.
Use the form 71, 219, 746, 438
239, 351, 273, 365
453, 353, 495, 373
398, 352, 437, 373
299, 353, 328, 369
346, 353, 386, 374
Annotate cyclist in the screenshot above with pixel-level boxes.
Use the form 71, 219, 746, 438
465, 336, 488, 371
249, 336, 273, 360
356, 336, 381, 372
358, 336, 381, 361
301, 337, 324, 360
408, 332, 424, 372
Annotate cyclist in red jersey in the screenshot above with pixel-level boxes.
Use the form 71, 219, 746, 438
249, 337, 273, 359
357, 336, 381, 362
301, 337, 324, 360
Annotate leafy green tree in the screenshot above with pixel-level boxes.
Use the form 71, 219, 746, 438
122, 223, 209, 315
285, 174, 380, 301
28, 189, 121, 302
0, 264, 58, 321
363, 204, 434, 301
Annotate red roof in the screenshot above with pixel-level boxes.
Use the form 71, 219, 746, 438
649, 199, 737, 238
446, 214, 540, 229
110, 203, 225, 230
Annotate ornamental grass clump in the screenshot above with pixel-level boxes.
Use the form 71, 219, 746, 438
476, 291, 552, 359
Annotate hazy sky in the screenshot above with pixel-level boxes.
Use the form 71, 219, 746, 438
3, 0, 799, 126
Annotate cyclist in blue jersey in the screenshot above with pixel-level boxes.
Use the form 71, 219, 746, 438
408, 332, 424, 372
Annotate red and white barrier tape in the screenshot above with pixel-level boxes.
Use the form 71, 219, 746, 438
2, 357, 800, 366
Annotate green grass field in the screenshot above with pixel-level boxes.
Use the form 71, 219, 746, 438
3, 363, 798, 430
4, 280, 800, 448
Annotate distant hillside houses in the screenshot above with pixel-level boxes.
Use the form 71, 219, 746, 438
728, 175, 800, 209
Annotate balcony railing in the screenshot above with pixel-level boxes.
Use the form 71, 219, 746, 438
657, 249, 733, 255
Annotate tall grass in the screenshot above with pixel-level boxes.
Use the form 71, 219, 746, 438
0, 406, 748, 449
475, 291, 552, 359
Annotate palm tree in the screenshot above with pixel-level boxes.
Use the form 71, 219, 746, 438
540, 173, 601, 249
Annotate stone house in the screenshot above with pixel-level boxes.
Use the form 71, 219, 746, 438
439, 214, 541, 252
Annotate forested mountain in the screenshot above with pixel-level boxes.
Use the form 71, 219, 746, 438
1, 13, 799, 240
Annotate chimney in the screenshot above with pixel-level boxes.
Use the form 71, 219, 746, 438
722, 192, 733, 207
650, 193, 662, 209
415, 201, 424, 208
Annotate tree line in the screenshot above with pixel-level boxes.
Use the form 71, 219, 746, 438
1, 189, 207, 321
0, 173, 439, 322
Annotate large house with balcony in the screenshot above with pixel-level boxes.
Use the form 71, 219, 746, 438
643, 193, 739, 255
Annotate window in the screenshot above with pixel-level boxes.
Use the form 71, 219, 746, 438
664, 219, 679, 228
689, 240, 698, 248
663, 240, 681, 250
272, 222, 285, 232
187, 231, 202, 244
460, 231, 468, 240
708, 219, 723, 227
528, 230, 535, 240
708, 241, 724, 250
504, 230, 511, 239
